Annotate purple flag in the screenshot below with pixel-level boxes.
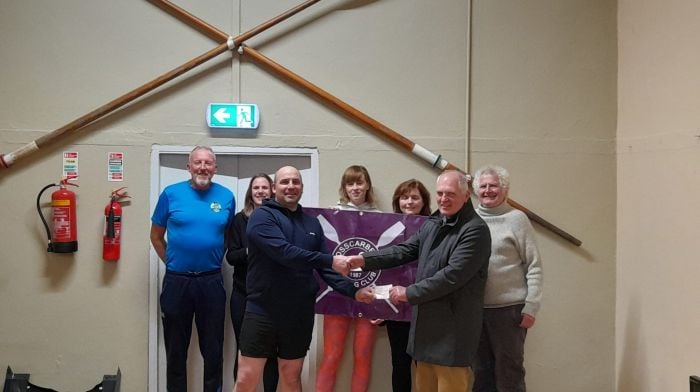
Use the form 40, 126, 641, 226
305, 208, 427, 321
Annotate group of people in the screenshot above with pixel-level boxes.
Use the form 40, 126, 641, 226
150, 145, 543, 392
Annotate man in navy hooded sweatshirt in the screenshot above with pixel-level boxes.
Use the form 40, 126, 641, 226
233, 166, 374, 392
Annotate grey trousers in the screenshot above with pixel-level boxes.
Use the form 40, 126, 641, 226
473, 304, 527, 392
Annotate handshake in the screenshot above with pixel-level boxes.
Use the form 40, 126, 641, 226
331, 254, 365, 277
332, 255, 373, 303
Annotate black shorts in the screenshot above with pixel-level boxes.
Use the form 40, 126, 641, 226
238, 311, 314, 360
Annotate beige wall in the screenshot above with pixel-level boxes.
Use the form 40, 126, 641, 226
471, 1, 617, 391
617, 0, 700, 391
0, 0, 618, 391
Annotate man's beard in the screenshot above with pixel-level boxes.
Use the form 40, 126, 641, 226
194, 175, 211, 188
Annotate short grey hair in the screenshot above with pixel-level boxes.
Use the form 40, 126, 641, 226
437, 170, 470, 193
189, 145, 216, 162
473, 165, 510, 191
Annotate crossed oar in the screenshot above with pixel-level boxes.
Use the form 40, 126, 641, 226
316, 213, 404, 314
0, 0, 581, 246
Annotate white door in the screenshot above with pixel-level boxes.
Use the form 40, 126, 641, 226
149, 146, 319, 392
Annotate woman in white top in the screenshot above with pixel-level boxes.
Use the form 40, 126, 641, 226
472, 165, 543, 392
316, 165, 379, 392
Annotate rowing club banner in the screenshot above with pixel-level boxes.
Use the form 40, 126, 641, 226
305, 208, 427, 321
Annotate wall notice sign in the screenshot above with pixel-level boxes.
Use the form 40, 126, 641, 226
63, 151, 79, 180
108, 152, 124, 182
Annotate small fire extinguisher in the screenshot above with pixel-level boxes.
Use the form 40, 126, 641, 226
103, 187, 129, 262
36, 178, 79, 253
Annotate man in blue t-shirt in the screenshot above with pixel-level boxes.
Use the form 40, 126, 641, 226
151, 146, 234, 392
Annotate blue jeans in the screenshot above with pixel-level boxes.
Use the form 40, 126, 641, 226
161, 270, 225, 392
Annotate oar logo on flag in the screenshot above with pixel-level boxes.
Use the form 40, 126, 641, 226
332, 236, 381, 288
307, 208, 427, 321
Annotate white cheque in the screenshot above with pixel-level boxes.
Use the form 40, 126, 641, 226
372, 284, 393, 300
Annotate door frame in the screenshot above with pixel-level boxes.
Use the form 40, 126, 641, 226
148, 145, 320, 391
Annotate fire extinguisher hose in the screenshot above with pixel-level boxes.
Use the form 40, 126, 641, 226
36, 183, 57, 252
106, 200, 116, 239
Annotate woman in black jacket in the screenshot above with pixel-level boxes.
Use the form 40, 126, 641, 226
385, 179, 431, 392
225, 173, 277, 391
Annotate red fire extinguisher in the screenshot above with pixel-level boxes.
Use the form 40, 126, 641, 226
103, 187, 129, 262
36, 178, 79, 253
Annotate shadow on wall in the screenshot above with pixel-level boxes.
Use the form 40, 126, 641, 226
39, 253, 76, 292
617, 295, 647, 392
533, 225, 596, 262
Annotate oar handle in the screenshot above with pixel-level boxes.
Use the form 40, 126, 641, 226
3, 0, 326, 170
0, 42, 230, 171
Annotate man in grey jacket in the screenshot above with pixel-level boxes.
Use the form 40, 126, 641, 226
348, 170, 491, 391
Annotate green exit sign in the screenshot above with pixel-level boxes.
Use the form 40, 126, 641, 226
206, 103, 259, 129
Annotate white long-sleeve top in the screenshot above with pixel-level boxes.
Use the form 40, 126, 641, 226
333, 201, 381, 212
476, 202, 543, 317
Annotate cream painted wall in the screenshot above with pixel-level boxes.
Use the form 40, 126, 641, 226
0, 0, 620, 391
470, 1, 617, 391
617, 1, 700, 391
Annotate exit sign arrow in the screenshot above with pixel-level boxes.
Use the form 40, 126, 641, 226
213, 108, 230, 123
206, 103, 259, 129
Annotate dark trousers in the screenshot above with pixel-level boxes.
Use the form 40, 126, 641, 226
385, 320, 412, 392
473, 304, 527, 392
230, 287, 279, 391
161, 271, 226, 392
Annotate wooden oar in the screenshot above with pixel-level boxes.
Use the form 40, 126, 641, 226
0, 0, 323, 170
239, 45, 582, 246
0, 42, 230, 169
